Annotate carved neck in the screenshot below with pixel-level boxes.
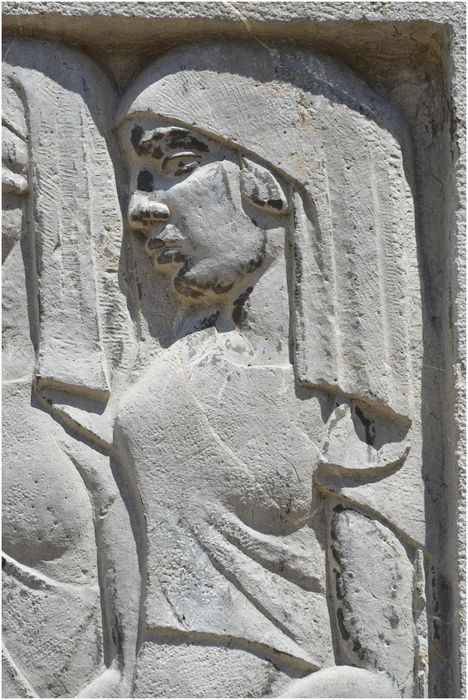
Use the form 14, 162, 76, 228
214, 232, 291, 366
166, 231, 291, 367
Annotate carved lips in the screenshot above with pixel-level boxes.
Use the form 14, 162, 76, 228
156, 247, 186, 265
145, 228, 188, 266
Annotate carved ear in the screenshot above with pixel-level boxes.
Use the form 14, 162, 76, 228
240, 156, 290, 214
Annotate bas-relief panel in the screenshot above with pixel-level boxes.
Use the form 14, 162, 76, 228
2, 35, 436, 698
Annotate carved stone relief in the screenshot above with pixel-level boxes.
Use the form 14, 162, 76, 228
2, 9, 464, 698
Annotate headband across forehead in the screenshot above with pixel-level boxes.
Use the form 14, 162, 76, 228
118, 41, 417, 420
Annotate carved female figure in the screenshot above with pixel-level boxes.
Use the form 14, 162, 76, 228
114, 41, 426, 697
2, 37, 427, 699
2, 39, 139, 698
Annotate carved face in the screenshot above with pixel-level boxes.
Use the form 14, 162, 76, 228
120, 119, 274, 304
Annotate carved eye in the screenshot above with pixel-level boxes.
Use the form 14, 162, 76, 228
161, 152, 202, 177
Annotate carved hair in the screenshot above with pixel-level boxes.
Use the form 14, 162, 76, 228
3, 38, 131, 403
117, 40, 418, 420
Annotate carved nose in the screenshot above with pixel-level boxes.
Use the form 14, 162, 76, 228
128, 194, 171, 231
146, 230, 166, 252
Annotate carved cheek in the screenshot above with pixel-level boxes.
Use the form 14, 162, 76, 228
166, 165, 238, 238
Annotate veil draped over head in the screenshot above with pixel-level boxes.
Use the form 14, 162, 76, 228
117, 41, 418, 422
3, 39, 133, 427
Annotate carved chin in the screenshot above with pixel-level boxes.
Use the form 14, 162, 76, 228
173, 267, 234, 301
171, 240, 266, 303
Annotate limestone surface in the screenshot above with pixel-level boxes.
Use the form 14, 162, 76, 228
2, 3, 465, 698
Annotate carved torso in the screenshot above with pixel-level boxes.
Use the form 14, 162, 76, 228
2, 245, 102, 697
115, 328, 334, 674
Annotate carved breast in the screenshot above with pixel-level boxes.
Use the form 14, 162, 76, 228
2, 381, 98, 585
116, 329, 326, 530
2, 380, 102, 696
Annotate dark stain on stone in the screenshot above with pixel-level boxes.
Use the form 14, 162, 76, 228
232, 286, 253, 326
173, 270, 204, 299
130, 212, 152, 225
132, 128, 164, 158
353, 638, 362, 653
335, 569, 344, 600
166, 129, 209, 152
246, 256, 264, 273
355, 404, 376, 446
174, 262, 233, 298
251, 193, 265, 208
337, 608, 350, 641
131, 125, 143, 152
174, 160, 200, 176
234, 286, 253, 308
232, 306, 244, 326
352, 638, 366, 661
212, 280, 234, 294
245, 238, 266, 274
330, 543, 341, 566
157, 250, 183, 265
195, 312, 219, 331
150, 145, 164, 160
334, 503, 346, 514
267, 198, 284, 210
137, 170, 153, 192
146, 237, 165, 252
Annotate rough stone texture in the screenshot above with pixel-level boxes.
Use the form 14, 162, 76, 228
2, 2, 465, 698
